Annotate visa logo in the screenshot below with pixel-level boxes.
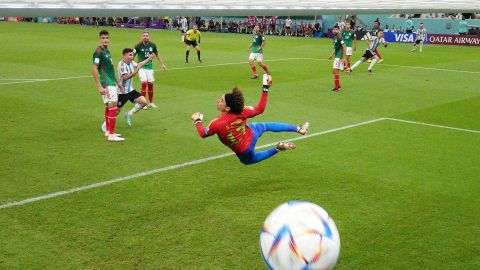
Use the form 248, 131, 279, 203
395, 34, 414, 42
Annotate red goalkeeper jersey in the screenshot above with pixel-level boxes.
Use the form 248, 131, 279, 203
195, 92, 268, 153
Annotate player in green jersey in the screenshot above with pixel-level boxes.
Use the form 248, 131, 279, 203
248, 25, 270, 79
341, 22, 356, 71
133, 31, 167, 109
92, 30, 125, 142
328, 26, 346, 92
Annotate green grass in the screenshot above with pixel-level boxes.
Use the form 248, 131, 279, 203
0, 22, 479, 269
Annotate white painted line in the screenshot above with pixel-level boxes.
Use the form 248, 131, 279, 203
380, 64, 480, 74
0, 118, 385, 210
0, 75, 90, 86
385, 117, 480, 134
303, 58, 480, 74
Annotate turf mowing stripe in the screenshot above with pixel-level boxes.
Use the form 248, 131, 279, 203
1, 57, 478, 86
0, 58, 314, 86
385, 118, 480, 134
0, 118, 385, 210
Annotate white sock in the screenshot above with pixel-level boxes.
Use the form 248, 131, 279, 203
368, 57, 379, 70
420, 43, 423, 52
128, 103, 144, 116
350, 59, 363, 70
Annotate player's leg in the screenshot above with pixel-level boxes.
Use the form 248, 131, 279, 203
185, 44, 191, 63
419, 40, 424, 52
256, 53, 270, 75
412, 39, 419, 51
146, 70, 156, 108
194, 45, 201, 62
104, 87, 124, 141
125, 91, 146, 126
345, 47, 353, 70
249, 54, 258, 79
375, 49, 383, 62
138, 69, 148, 100
367, 55, 380, 74
332, 58, 342, 91
350, 52, 368, 71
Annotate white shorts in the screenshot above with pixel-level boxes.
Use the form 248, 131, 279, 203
346, 47, 353, 56
249, 53, 264, 62
333, 58, 344, 70
138, 69, 155, 82
102, 86, 118, 104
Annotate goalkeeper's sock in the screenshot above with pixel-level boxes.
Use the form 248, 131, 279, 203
186, 50, 189, 62
197, 51, 201, 61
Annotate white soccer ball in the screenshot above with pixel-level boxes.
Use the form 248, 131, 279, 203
260, 201, 340, 270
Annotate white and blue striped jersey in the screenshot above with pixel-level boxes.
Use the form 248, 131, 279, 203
117, 60, 137, 94
416, 28, 427, 40
368, 36, 385, 52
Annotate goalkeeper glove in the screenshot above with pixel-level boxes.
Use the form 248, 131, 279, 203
191, 112, 203, 124
262, 74, 272, 92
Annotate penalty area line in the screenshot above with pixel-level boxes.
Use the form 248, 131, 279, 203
0, 118, 385, 210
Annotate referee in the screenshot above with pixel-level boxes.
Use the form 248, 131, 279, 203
184, 25, 202, 63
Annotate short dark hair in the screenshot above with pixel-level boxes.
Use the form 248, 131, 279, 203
99, 30, 109, 37
333, 25, 339, 29
224, 87, 244, 114
122, 48, 134, 55
142, 31, 149, 34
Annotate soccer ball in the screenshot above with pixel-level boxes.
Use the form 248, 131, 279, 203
260, 201, 340, 270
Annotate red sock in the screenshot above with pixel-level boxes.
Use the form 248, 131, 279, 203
334, 73, 340, 88
260, 64, 270, 74
375, 50, 382, 60
104, 107, 109, 132
107, 106, 118, 134
347, 59, 351, 69
141, 82, 147, 97
147, 82, 154, 103
251, 65, 257, 75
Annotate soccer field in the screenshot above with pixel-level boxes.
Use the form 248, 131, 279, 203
0, 22, 479, 269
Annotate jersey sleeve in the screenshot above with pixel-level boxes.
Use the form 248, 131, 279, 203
242, 92, 268, 118
118, 61, 128, 75
92, 48, 101, 65
133, 45, 139, 55
195, 118, 219, 138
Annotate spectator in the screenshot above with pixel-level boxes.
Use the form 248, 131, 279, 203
337, 17, 345, 30
404, 16, 414, 33
459, 16, 468, 35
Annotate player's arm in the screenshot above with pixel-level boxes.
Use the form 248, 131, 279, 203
91, 64, 106, 95
353, 34, 357, 51
243, 75, 272, 118
191, 113, 216, 138
153, 46, 167, 71
258, 37, 266, 51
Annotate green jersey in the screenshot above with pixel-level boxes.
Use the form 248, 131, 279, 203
134, 41, 158, 70
333, 35, 344, 58
341, 30, 356, 47
92, 46, 116, 87
251, 33, 265, 53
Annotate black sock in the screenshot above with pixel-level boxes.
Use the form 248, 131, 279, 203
197, 51, 201, 60
186, 50, 189, 61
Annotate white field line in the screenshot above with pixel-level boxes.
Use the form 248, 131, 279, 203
385, 117, 480, 134
0, 118, 385, 210
301, 57, 480, 74
1, 56, 478, 86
